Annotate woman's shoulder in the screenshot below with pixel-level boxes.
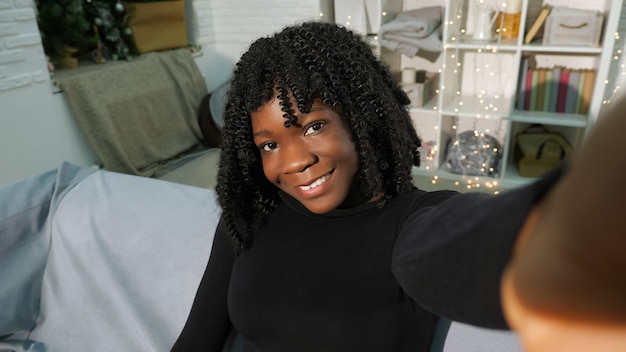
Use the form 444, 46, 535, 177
393, 187, 460, 212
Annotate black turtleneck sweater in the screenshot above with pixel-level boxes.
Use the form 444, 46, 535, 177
172, 168, 561, 352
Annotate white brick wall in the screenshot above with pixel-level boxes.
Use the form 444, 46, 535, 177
186, 0, 215, 46
192, 0, 322, 91
190, 0, 320, 47
0, 1, 49, 93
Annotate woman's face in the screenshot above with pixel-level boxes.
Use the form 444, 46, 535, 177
251, 95, 360, 214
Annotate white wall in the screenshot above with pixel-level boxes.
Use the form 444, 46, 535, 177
0, 0, 322, 187
202, 0, 324, 90
0, 2, 98, 186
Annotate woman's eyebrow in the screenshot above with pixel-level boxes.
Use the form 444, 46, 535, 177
253, 129, 272, 137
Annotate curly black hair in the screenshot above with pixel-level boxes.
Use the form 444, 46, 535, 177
216, 21, 422, 251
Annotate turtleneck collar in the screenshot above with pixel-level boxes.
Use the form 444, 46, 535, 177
278, 190, 382, 219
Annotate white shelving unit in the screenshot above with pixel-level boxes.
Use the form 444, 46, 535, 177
353, 0, 623, 192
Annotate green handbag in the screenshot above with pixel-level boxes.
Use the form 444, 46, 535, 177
514, 124, 573, 178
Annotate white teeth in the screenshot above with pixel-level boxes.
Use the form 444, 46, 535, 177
299, 174, 329, 191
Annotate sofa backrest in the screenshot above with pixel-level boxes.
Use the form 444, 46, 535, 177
59, 49, 209, 177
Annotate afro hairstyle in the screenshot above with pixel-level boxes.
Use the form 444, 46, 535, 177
216, 21, 422, 251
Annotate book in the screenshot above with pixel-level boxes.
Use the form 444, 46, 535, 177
549, 66, 562, 112
565, 69, 581, 114
575, 70, 586, 113
543, 69, 553, 112
525, 68, 533, 110
556, 68, 570, 113
536, 68, 547, 111
579, 69, 596, 114
517, 57, 529, 110
529, 69, 540, 110
524, 5, 552, 44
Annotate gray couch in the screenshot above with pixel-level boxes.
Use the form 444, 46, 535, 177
0, 162, 521, 352
0, 163, 219, 351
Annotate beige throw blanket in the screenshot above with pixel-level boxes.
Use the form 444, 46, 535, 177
59, 48, 208, 176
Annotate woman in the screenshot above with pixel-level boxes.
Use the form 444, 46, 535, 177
172, 21, 626, 351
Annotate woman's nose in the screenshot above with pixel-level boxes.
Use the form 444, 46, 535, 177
281, 141, 319, 174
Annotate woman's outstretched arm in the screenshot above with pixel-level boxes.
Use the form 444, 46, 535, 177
502, 97, 626, 351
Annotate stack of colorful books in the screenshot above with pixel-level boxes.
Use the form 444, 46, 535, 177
516, 57, 596, 114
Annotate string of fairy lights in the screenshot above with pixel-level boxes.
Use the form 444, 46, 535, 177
424, 0, 508, 193
418, 1, 623, 194
603, 31, 625, 106
321, 1, 624, 194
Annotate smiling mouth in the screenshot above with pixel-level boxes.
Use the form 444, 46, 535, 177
298, 172, 332, 191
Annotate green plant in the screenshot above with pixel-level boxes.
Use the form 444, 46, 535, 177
36, 0, 96, 61
83, 0, 136, 60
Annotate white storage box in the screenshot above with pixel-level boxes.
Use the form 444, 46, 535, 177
401, 72, 439, 107
542, 7, 604, 47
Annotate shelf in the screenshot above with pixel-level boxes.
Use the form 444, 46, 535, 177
502, 163, 537, 189
521, 43, 603, 54
414, 163, 537, 191
440, 95, 511, 118
508, 110, 588, 127
445, 36, 518, 52
408, 97, 439, 113
412, 166, 504, 191
412, 165, 501, 183
413, 162, 539, 192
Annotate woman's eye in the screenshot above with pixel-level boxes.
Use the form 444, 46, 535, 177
260, 142, 277, 152
304, 121, 325, 136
